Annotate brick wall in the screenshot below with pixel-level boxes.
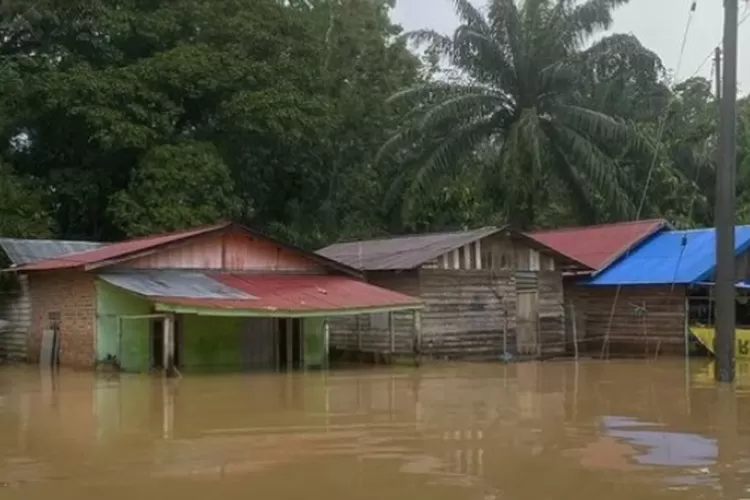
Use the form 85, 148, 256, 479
27, 271, 97, 368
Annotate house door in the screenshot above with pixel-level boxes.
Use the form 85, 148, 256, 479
517, 291, 539, 355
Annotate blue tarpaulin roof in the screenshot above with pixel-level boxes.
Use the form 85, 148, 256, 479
585, 226, 750, 286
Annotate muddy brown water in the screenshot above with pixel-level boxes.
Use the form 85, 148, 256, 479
0, 359, 749, 499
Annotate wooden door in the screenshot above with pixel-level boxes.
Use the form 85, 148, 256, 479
517, 291, 539, 355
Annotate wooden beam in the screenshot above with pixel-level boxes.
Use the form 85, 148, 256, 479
389, 312, 395, 353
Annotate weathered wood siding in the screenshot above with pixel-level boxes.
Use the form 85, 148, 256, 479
328, 231, 567, 360
538, 271, 565, 356
121, 229, 323, 272
328, 271, 420, 354
0, 275, 30, 361
569, 285, 687, 356
419, 269, 516, 360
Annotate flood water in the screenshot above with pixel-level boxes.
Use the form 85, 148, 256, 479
0, 359, 749, 499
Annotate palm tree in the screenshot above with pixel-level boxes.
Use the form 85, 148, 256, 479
381, 0, 648, 228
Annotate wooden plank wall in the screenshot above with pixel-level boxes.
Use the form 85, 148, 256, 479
0, 275, 30, 361
569, 285, 687, 357
538, 271, 566, 356
328, 271, 420, 354
419, 269, 516, 360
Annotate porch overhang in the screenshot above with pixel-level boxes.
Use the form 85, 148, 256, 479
99, 270, 422, 318
152, 301, 422, 318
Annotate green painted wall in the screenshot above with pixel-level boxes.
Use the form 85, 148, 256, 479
96, 281, 151, 372
181, 315, 244, 370
304, 317, 327, 369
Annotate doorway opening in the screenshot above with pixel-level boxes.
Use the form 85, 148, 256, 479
277, 318, 303, 371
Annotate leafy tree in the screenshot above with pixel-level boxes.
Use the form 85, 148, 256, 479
380, 0, 651, 229
109, 143, 241, 236
0, 163, 53, 238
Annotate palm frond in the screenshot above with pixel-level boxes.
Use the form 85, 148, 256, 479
452, 26, 516, 91
551, 104, 630, 144
570, 0, 629, 37
451, 0, 491, 30
409, 118, 497, 196
402, 29, 454, 55
546, 121, 635, 218
419, 92, 509, 131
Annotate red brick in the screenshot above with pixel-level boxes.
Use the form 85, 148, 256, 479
27, 271, 96, 369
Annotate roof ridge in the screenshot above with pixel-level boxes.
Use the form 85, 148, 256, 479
323, 226, 500, 247
530, 219, 666, 235
0, 237, 103, 245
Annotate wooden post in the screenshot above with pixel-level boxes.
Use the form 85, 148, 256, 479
389, 312, 395, 354
356, 315, 362, 351
570, 302, 579, 360
413, 310, 422, 366
163, 314, 175, 376
502, 297, 508, 357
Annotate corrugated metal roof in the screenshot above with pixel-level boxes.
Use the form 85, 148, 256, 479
528, 219, 668, 271
585, 226, 750, 286
13, 222, 232, 271
158, 274, 421, 312
11, 222, 360, 277
316, 227, 502, 271
0, 238, 103, 265
99, 271, 254, 300
102, 272, 421, 313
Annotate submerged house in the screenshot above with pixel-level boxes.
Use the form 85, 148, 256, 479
1, 222, 421, 372
571, 226, 750, 356
527, 219, 671, 355
317, 227, 586, 360
0, 238, 103, 361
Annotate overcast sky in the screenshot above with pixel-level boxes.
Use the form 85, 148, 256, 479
391, 0, 750, 93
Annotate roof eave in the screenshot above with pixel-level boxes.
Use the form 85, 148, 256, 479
589, 220, 670, 277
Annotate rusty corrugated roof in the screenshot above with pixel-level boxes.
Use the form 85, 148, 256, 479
0, 238, 103, 266
317, 227, 502, 271
10, 222, 360, 277
102, 271, 422, 314
528, 219, 669, 272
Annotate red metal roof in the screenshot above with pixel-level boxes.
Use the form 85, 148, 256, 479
527, 219, 668, 271
14, 222, 231, 271
153, 274, 421, 313
10, 222, 359, 277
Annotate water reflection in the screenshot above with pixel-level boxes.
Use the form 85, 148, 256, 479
0, 360, 747, 499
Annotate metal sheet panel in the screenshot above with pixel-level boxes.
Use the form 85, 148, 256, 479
155, 274, 422, 314
529, 219, 668, 271
586, 226, 750, 286
99, 270, 255, 300
317, 227, 502, 271
0, 238, 103, 266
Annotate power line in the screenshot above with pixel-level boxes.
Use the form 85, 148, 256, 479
683, 1, 750, 82
602, 0, 699, 359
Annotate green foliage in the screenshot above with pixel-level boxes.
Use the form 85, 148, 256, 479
0, 163, 53, 238
0, 0, 747, 250
109, 143, 241, 236
382, 0, 648, 229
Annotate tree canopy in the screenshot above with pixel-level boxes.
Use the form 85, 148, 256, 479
0, 0, 744, 247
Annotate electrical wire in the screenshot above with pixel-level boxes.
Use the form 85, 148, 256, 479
601, 0, 699, 359
683, 1, 750, 82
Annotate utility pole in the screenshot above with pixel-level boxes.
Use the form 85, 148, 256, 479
715, 0, 738, 383
715, 47, 722, 103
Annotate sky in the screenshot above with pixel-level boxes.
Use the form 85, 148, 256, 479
391, 0, 750, 93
